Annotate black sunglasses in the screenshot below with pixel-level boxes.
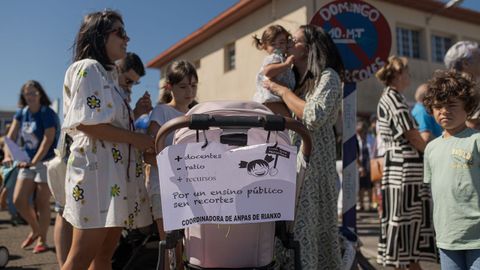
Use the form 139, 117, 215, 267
109, 27, 128, 40
125, 78, 140, 86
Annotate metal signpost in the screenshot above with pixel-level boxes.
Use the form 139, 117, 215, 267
311, 0, 391, 268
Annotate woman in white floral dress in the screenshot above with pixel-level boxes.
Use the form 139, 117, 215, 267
61, 11, 153, 270
265, 25, 344, 269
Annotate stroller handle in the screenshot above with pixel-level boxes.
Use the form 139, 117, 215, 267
155, 114, 312, 159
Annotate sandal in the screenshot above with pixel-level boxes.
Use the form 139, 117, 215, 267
33, 243, 48, 254
21, 234, 39, 249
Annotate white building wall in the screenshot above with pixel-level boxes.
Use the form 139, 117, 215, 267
155, 0, 480, 114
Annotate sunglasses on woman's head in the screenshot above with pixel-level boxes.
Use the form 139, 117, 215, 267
109, 27, 128, 40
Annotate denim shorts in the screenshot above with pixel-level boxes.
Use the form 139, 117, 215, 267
439, 248, 480, 270
17, 161, 48, 183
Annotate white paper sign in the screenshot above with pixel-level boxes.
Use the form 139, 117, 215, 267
4, 137, 30, 162
156, 142, 297, 231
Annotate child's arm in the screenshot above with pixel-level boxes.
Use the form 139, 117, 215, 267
262, 55, 294, 79
144, 121, 161, 165
423, 146, 432, 184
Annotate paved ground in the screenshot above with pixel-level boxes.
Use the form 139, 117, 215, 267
0, 209, 440, 269
0, 210, 57, 269
356, 211, 440, 270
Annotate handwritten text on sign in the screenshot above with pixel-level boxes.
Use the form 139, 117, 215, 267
156, 142, 297, 231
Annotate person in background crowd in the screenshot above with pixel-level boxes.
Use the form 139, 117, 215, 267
356, 119, 373, 211
412, 83, 443, 142
375, 56, 437, 269
367, 115, 378, 157
146, 60, 199, 270
367, 115, 382, 212
61, 10, 153, 270
47, 138, 70, 268
0, 136, 6, 210
444, 41, 480, 129
4, 80, 60, 254
423, 70, 480, 270
116, 52, 152, 120
1, 122, 24, 226
264, 24, 344, 269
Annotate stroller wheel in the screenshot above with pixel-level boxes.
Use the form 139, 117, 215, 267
0, 246, 9, 268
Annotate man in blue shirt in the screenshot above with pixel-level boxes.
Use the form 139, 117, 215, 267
412, 83, 443, 141
116, 52, 152, 121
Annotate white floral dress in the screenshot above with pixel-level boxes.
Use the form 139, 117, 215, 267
62, 59, 152, 229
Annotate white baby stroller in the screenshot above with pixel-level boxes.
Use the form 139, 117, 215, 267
154, 101, 312, 270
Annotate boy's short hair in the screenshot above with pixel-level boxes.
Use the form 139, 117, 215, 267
117, 52, 145, 77
424, 70, 478, 116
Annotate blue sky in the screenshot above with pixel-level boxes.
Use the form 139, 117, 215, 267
0, 0, 479, 112
0, 0, 238, 112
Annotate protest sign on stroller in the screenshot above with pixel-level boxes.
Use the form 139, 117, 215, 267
157, 141, 297, 231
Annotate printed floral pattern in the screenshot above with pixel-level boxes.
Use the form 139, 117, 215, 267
72, 185, 85, 202
92, 142, 97, 154
87, 95, 101, 109
134, 202, 140, 216
125, 214, 134, 229
112, 147, 122, 163
135, 163, 143, 177
111, 184, 121, 197
77, 69, 88, 78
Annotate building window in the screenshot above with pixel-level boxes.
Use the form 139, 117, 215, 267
431, 35, 453, 63
224, 42, 235, 72
396, 27, 420, 59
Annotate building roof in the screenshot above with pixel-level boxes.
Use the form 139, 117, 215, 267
383, 0, 480, 25
147, 0, 480, 69
147, 0, 270, 69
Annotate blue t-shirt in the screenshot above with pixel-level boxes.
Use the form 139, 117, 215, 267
14, 106, 60, 161
411, 103, 443, 138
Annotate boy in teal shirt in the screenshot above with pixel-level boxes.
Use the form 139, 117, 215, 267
423, 70, 480, 270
